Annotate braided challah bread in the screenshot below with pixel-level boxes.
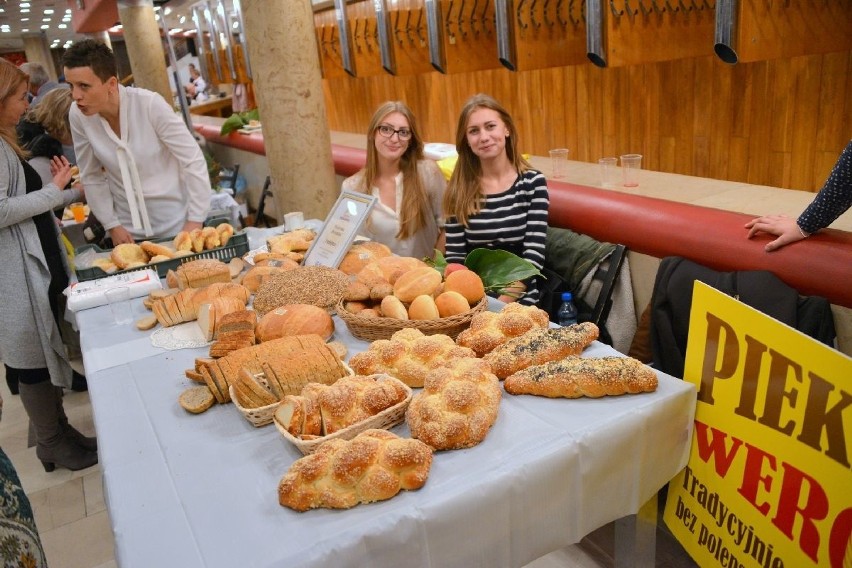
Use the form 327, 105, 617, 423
348, 328, 477, 387
483, 322, 600, 379
455, 303, 550, 357
406, 357, 501, 450
278, 429, 433, 511
503, 356, 658, 398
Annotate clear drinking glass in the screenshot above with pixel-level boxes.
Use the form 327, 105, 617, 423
620, 154, 643, 187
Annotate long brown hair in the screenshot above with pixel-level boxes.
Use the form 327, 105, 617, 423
0, 59, 29, 157
443, 93, 531, 225
356, 101, 429, 240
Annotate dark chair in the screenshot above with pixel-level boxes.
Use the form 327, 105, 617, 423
252, 176, 273, 228
584, 243, 628, 330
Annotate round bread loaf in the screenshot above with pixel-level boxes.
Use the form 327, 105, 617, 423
256, 304, 334, 342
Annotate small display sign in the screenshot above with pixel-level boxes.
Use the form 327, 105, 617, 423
302, 191, 376, 269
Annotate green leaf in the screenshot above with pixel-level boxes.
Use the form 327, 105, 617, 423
425, 249, 448, 275
220, 113, 246, 135
464, 248, 542, 293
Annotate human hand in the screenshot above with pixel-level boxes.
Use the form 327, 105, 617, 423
109, 226, 135, 245
744, 214, 807, 252
49, 156, 73, 189
182, 220, 203, 233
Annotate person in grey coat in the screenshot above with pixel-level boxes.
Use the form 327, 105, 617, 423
0, 59, 96, 472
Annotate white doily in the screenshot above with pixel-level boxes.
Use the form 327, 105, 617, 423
150, 321, 211, 350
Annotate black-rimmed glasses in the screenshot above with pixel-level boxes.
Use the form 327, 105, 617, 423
376, 124, 412, 140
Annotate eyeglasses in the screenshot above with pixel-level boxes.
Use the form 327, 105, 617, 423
376, 124, 412, 140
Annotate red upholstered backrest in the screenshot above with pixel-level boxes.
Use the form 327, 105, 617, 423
193, 126, 852, 307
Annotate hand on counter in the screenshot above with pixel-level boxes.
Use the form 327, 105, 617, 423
744, 214, 807, 252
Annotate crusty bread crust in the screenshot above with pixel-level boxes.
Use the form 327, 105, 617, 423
456, 303, 550, 357
503, 356, 658, 398
483, 322, 600, 379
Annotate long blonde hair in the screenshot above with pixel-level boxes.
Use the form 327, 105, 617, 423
357, 101, 429, 240
0, 59, 29, 157
26, 87, 73, 141
443, 94, 531, 225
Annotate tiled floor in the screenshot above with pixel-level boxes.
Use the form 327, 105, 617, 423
1, 361, 696, 568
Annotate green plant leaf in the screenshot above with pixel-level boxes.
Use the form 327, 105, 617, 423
220, 113, 246, 135
425, 249, 448, 275
464, 248, 542, 293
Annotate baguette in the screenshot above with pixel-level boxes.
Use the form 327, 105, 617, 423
483, 322, 599, 379
503, 356, 658, 398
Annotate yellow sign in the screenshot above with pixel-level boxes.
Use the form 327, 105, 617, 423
663, 282, 852, 568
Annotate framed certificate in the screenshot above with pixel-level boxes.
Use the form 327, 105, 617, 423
302, 191, 377, 269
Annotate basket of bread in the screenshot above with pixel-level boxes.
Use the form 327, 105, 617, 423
272, 373, 412, 455
75, 222, 246, 281
336, 257, 489, 341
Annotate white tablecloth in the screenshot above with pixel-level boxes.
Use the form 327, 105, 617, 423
77, 301, 696, 568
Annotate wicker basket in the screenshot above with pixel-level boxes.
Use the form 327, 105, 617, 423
336, 296, 488, 341
230, 363, 354, 428
274, 374, 413, 455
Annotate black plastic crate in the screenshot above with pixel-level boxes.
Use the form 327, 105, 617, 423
74, 232, 249, 282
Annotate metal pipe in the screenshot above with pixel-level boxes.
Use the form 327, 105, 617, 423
334, 0, 356, 76
159, 7, 192, 129
232, 0, 252, 80
373, 0, 396, 74
215, 0, 237, 81
495, 0, 516, 70
714, 0, 738, 64
191, 6, 210, 83
586, 0, 607, 67
203, 2, 224, 82
425, 0, 447, 73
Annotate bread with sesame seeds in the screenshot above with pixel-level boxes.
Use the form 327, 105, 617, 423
483, 322, 599, 379
455, 302, 550, 357
278, 429, 433, 511
503, 356, 658, 398
405, 357, 501, 450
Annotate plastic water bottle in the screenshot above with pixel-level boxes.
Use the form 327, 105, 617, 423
558, 292, 578, 327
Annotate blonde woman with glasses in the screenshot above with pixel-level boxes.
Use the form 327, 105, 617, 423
342, 101, 446, 259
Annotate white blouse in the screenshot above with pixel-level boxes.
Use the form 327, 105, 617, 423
341, 159, 446, 260
69, 85, 211, 239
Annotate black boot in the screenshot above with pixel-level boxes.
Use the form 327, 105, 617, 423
71, 370, 88, 392
55, 386, 97, 451
4, 364, 19, 395
18, 380, 98, 472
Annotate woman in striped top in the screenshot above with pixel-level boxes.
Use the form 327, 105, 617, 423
443, 94, 549, 305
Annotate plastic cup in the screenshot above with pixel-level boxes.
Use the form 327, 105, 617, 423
105, 286, 133, 325
598, 157, 619, 187
70, 202, 86, 223
284, 211, 304, 231
620, 154, 643, 187
549, 148, 570, 180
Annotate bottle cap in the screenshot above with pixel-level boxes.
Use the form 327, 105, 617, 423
561, 292, 573, 301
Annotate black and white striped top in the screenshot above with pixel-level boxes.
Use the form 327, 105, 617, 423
445, 169, 549, 305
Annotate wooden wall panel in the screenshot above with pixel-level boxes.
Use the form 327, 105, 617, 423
323, 51, 852, 192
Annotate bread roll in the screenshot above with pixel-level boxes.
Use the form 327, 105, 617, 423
456, 303, 550, 357
392, 267, 442, 303
483, 322, 600, 379
443, 270, 486, 304
357, 256, 428, 284
408, 295, 440, 320
216, 222, 235, 246
279, 429, 433, 511
316, 375, 408, 434
406, 357, 501, 450
503, 356, 658, 398
380, 295, 408, 320
110, 243, 148, 269
435, 291, 470, 317
173, 231, 192, 252
339, 241, 392, 275
256, 304, 334, 342
349, 328, 477, 388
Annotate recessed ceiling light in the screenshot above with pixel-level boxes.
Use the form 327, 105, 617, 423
43, 17, 51, 22
45, 9, 54, 14
22, 17, 28, 21
21, 8, 30, 13
58, 23, 66, 29
40, 24, 49, 29
179, 15, 186, 24
21, 2, 31, 7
